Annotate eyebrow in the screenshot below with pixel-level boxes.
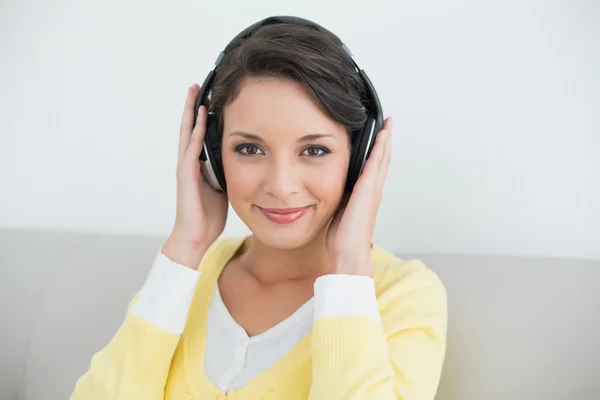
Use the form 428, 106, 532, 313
228, 131, 337, 142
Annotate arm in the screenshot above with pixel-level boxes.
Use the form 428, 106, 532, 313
309, 262, 448, 400
70, 252, 201, 400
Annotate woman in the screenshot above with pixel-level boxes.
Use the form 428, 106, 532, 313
71, 16, 447, 400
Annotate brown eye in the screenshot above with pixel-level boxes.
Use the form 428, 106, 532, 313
301, 145, 331, 157
307, 148, 320, 156
245, 145, 259, 155
235, 144, 264, 156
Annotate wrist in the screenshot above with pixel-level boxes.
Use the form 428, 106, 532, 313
162, 236, 205, 270
334, 254, 374, 277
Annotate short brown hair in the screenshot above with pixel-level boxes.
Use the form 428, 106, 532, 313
209, 23, 368, 138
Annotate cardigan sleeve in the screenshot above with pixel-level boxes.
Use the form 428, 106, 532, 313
70, 252, 201, 400
309, 261, 448, 400
313, 274, 381, 322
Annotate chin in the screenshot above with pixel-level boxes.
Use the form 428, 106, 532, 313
251, 228, 317, 250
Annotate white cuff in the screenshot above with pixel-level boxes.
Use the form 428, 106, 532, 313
313, 274, 381, 323
131, 252, 201, 334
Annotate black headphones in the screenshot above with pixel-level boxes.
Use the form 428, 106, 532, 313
194, 16, 384, 193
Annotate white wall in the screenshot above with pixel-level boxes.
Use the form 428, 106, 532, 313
1, 0, 598, 259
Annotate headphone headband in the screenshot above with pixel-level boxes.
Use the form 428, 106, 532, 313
224, 16, 343, 52
216, 16, 357, 77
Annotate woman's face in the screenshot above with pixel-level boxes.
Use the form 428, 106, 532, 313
221, 77, 351, 249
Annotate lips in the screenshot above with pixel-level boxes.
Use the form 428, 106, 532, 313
257, 206, 311, 224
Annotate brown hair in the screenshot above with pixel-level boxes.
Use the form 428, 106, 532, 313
209, 23, 368, 138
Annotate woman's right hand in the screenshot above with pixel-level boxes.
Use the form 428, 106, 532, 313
162, 84, 228, 269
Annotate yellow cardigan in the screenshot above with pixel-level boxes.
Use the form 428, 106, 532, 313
70, 237, 448, 400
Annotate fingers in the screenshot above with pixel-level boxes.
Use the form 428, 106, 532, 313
184, 104, 208, 167
377, 118, 393, 188
359, 117, 392, 187
179, 84, 200, 162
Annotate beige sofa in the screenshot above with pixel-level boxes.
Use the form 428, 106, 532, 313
1, 228, 599, 400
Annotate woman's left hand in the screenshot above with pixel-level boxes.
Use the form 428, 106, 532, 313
326, 117, 393, 277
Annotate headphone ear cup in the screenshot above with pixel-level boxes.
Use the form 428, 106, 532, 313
345, 115, 377, 192
200, 115, 227, 192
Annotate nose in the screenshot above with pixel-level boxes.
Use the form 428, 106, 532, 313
262, 156, 302, 201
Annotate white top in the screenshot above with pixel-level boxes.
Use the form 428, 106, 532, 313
131, 251, 380, 393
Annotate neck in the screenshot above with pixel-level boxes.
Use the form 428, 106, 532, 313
237, 230, 334, 285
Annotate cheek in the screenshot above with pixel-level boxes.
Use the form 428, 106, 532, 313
222, 154, 261, 199
304, 158, 348, 201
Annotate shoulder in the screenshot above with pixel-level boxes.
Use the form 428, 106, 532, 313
371, 243, 446, 298
371, 244, 447, 328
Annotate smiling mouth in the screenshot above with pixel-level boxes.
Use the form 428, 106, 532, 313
256, 206, 311, 224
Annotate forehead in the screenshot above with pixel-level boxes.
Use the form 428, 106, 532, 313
222, 77, 347, 140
